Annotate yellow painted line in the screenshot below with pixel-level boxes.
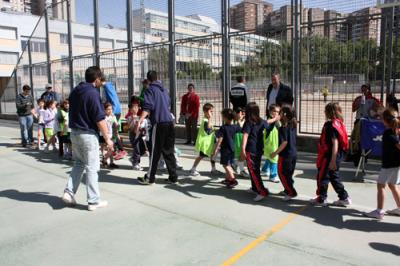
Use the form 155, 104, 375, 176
221, 205, 308, 266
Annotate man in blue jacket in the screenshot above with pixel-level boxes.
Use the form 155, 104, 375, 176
61, 66, 113, 211
136, 70, 178, 185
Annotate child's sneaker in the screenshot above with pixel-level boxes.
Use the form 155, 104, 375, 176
253, 194, 266, 202
88, 200, 108, 211
226, 179, 238, 188
132, 164, 143, 171
386, 208, 400, 216
283, 195, 297, 202
109, 163, 119, 169
189, 169, 200, 176
61, 192, 76, 206
239, 170, 249, 177
332, 197, 352, 207
261, 171, 270, 177
176, 162, 183, 170
246, 188, 257, 194
364, 209, 384, 220
310, 197, 328, 206
268, 177, 280, 183
211, 169, 220, 175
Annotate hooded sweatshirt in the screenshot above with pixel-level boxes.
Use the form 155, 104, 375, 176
142, 81, 173, 125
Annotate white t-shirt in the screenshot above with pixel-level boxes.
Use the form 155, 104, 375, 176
268, 87, 279, 107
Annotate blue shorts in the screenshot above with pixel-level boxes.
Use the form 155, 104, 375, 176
220, 150, 235, 166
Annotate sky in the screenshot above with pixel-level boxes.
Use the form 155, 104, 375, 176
75, 0, 377, 29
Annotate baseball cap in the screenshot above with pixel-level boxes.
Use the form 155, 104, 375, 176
45, 83, 52, 89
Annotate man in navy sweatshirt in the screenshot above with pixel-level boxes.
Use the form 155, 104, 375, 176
136, 70, 178, 185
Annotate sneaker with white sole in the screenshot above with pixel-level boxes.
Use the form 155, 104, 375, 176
253, 194, 266, 202
88, 200, 108, 211
268, 177, 280, 183
61, 192, 76, 206
332, 197, 352, 207
261, 171, 270, 177
386, 207, 400, 216
310, 197, 328, 206
364, 209, 384, 220
132, 164, 143, 171
189, 169, 200, 176
283, 195, 297, 202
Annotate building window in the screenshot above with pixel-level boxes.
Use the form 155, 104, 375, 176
60, 34, 68, 44
0, 51, 18, 65
0, 26, 17, 39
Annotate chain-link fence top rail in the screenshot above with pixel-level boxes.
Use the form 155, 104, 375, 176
2, 0, 399, 135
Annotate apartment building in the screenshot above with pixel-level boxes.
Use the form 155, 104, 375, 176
308, 8, 324, 37
348, 7, 381, 43
229, 0, 273, 32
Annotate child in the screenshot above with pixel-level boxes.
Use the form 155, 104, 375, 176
100, 102, 119, 168
58, 100, 72, 160
311, 102, 351, 206
365, 108, 400, 219
233, 107, 249, 177
271, 105, 297, 201
33, 99, 45, 150
127, 101, 147, 170
189, 103, 218, 176
241, 102, 280, 202
43, 100, 57, 153
212, 108, 241, 188
262, 104, 281, 183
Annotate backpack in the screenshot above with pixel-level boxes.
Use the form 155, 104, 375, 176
42, 91, 56, 103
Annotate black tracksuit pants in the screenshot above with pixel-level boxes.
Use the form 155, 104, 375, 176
147, 122, 177, 182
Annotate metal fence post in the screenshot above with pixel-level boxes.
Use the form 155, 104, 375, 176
44, 8, 52, 84
386, 6, 395, 101
293, 0, 301, 118
27, 40, 34, 97
93, 0, 100, 67
380, 13, 387, 102
168, 0, 177, 116
67, 0, 74, 90
221, 0, 231, 109
127, 0, 134, 99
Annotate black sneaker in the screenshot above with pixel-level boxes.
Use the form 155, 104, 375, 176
137, 176, 154, 185
166, 177, 178, 184
226, 179, 238, 188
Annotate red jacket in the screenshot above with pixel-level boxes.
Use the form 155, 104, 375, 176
181, 92, 200, 119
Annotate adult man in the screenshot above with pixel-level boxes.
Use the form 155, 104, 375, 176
40, 83, 60, 104
230, 76, 249, 112
61, 66, 113, 211
266, 73, 293, 109
16, 85, 34, 147
180, 83, 200, 145
136, 70, 178, 185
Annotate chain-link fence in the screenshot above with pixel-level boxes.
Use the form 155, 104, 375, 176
1, 0, 399, 135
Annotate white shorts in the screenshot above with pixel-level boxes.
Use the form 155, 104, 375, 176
377, 167, 400, 185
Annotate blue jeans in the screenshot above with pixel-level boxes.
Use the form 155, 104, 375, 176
64, 129, 101, 204
18, 115, 33, 145
262, 159, 277, 179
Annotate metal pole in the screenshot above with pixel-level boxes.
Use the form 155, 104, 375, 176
386, 7, 394, 102
392, 7, 399, 95
127, 0, 134, 99
293, 0, 300, 113
44, 9, 52, 84
221, 0, 231, 109
67, 0, 74, 90
380, 13, 387, 103
27, 40, 34, 97
168, 0, 177, 116
93, 0, 100, 67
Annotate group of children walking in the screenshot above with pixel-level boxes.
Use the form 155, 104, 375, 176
190, 100, 400, 219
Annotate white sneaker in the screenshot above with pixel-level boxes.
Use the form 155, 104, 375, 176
332, 197, 352, 207
61, 192, 76, 206
261, 171, 270, 177
386, 208, 400, 216
88, 200, 108, 211
310, 197, 328, 207
132, 164, 143, 171
364, 209, 384, 220
283, 195, 296, 202
189, 169, 200, 176
253, 194, 266, 202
